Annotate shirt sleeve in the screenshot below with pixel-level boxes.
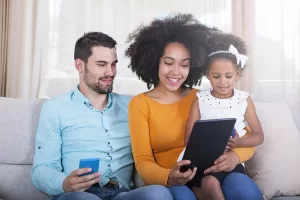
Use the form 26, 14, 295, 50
128, 95, 171, 186
31, 101, 67, 196
232, 131, 255, 163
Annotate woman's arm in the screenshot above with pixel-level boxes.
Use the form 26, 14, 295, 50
232, 142, 256, 163
236, 96, 264, 148
128, 95, 171, 186
184, 98, 200, 146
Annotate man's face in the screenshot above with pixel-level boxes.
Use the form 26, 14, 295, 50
83, 46, 117, 94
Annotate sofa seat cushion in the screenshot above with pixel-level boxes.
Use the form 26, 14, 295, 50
246, 103, 300, 199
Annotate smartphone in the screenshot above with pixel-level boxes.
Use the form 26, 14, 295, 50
231, 128, 236, 137
179, 163, 196, 173
79, 158, 100, 176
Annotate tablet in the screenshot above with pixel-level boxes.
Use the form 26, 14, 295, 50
181, 118, 236, 184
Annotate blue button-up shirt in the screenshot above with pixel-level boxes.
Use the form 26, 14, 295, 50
31, 87, 133, 196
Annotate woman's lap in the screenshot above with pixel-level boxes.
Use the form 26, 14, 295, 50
168, 185, 197, 200
156, 172, 261, 200
222, 172, 262, 200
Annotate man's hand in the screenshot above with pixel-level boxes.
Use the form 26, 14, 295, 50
167, 160, 197, 186
62, 168, 101, 192
225, 131, 240, 151
204, 151, 239, 174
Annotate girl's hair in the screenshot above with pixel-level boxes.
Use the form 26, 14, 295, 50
206, 33, 248, 72
125, 13, 219, 89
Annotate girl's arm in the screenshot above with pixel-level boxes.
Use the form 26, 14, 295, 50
186, 97, 256, 163
236, 96, 264, 147
184, 98, 200, 146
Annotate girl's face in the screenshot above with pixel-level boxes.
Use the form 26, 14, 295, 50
207, 58, 240, 99
157, 42, 191, 92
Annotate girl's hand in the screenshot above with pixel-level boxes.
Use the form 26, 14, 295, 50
225, 131, 240, 151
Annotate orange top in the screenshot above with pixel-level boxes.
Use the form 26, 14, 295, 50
128, 89, 254, 186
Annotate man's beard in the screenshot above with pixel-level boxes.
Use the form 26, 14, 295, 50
84, 66, 114, 94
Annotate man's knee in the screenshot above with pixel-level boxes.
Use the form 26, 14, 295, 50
201, 175, 221, 191
222, 173, 262, 200
141, 185, 173, 200
53, 192, 101, 200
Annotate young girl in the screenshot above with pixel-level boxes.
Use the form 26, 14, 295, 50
183, 33, 264, 200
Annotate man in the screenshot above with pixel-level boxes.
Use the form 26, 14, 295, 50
32, 32, 173, 200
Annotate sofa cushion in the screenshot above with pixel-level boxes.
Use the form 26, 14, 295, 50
0, 164, 50, 200
246, 103, 300, 199
0, 97, 46, 164
0, 97, 48, 199
272, 197, 300, 200
0, 97, 143, 199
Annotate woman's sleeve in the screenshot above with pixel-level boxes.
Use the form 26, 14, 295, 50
232, 130, 256, 163
128, 95, 171, 186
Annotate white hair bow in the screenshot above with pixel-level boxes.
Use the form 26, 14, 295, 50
208, 44, 249, 68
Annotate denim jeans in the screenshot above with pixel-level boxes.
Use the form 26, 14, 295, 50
52, 185, 174, 200
222, 172, 262, 200
167, 172, 262, 200
53, 173, 262, 200
168, 185, 197, 200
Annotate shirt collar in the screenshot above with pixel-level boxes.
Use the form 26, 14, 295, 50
73, 85, 113, 111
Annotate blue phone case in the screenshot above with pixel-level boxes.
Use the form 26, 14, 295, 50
79, 158, 100, 176
231, 129, 236, 137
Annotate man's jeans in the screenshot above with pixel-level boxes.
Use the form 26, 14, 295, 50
52, 185, 174, 200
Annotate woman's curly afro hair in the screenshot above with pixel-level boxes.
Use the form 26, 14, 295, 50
125, 13, 219, 89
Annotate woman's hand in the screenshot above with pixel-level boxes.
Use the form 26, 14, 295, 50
204, 151, 239, 174
167, 160, 197, 186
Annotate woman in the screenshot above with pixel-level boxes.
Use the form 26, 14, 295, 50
126, 14, 261, 200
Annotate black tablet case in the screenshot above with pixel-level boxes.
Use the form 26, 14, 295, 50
182, 118, 236, 185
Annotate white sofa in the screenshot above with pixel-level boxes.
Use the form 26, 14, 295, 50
0, 97, 299, 200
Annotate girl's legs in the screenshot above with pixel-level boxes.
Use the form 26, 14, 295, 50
193, 175, 225, 200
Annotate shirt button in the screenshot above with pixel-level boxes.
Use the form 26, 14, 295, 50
107, 153, 110, 155
105, 129, 108, 132
108, 164, 111, 167
107, 142, 110, 145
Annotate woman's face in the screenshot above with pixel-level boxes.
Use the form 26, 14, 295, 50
157, 42, 191, 92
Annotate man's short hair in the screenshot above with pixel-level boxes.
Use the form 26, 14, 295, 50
74, 32, 117, 62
